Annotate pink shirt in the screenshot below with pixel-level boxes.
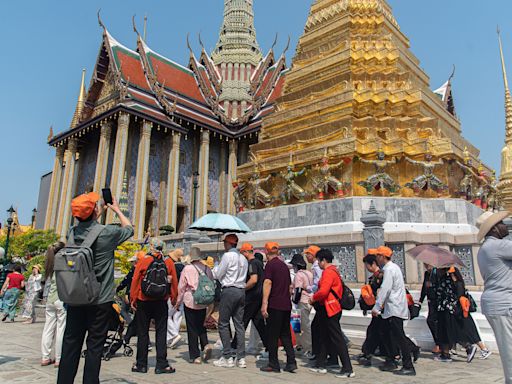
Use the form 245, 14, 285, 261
177, 262, 213, 310
294, 270, 313, 304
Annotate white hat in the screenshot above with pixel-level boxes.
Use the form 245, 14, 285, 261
476, 211, 510, 242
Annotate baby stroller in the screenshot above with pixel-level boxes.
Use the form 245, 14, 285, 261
81, 301, 133, 361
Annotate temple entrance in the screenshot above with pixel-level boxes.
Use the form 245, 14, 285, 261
176, 205, 185, 233
145, 189, 156, 235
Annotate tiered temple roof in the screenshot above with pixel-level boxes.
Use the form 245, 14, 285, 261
49, 1, 287, 146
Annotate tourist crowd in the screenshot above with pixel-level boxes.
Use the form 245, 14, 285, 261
0, 191, 511, 384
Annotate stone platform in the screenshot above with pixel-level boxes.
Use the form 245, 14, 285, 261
0, 316, 504, 384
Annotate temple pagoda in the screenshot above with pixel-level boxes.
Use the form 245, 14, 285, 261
237, 0, 496, 210
44, 0, 287, 240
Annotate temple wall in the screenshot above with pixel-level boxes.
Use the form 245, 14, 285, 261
147, 130, 166, 233
75, 132, 99, 195
208, 140, 222, 212
179, 136, 194, 229
105, 125, 117, 189
127, 126, 139, 222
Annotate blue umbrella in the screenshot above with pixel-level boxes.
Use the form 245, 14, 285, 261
189, 213, 252, 234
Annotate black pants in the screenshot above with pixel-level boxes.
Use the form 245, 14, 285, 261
312, 307, 338, 364
184, 306, 208, 360
315, 306, 353, 372
384, 317, 414, 369
136, 300, 169, 370
266, 308, 296, 369
57, 302, 112, 384
231, 300, 267, 350
427, 300, 439, 345
362, 315, 388, 356
124, 312, 138, 343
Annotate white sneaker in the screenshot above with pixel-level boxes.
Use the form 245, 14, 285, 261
309, 367, 327, 374
303, 351, 314, 359
256, 351, 269, 361
479, 350, 492, 360
168, 334, 182, 349
213, 356, 235, 368
237, 358, 247, 368
335, 371, 356, 379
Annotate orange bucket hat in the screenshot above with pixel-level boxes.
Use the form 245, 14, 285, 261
303, 245, 321, 257
71, 192, 100, 220
376, 246, 393, 258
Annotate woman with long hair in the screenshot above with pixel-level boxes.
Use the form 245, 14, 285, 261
0, 264, 25, 322
434, 266, 491, 363
21, 264, 43, 323
40, 242, 66, 367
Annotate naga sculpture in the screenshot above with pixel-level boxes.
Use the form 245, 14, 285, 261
358, 151, 400, 195
279, 162, 307, 204
312, 151, 349, 199
404, 154, 447, 195
246, 170, 273, 209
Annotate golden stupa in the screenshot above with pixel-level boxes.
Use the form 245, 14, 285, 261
237, 0, 495, 209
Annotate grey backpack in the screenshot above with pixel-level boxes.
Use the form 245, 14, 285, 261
54, 224, 104, 306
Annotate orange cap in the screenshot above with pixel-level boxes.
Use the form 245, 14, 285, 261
367, 248, 378, 255
71, 192, 100, 220
376, 246, 393, 258
240, 243, 254, 252
304, 245, 321, 257
265, 242, 280, 251
448, 266, 456, 273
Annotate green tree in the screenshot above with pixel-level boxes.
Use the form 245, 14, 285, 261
115, 241, 144, 274
0, 229, 58, 259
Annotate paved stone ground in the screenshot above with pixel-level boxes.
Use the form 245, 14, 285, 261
0, 318, 505, 384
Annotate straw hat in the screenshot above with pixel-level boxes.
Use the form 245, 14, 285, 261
32, 264, 42, 273
188, 247, 202, 261
476, 211, 510, 242
168, 248, 184, 261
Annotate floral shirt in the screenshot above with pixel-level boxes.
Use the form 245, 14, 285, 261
435, 273, 458, 314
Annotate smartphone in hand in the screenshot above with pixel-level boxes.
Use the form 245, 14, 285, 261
102, 188, 113, 205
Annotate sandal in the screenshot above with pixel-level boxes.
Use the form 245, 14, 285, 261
155, 366, 176, 374
131, 364, 147, 373
41, 359, 55, 366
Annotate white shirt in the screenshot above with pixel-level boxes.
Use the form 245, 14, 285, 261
374, 261, 409, 320
213, 248, 248, 289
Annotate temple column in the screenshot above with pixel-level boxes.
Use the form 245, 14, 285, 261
165, 133, 181, 230
226, 140, 238, 215
197, 130, 210, 218
133, 121, 153, 239
93, 121, 112, 193
107, 112, 130, 223
56, 138, 78, 238
44, 146, 65, 230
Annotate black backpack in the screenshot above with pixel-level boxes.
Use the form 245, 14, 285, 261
331, 270, 356, 310
141, 255, 169, 299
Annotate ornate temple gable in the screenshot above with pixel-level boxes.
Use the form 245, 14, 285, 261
135, 35, 177, 116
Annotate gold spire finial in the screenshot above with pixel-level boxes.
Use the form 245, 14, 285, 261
143, 14, 147, 41
498, 26, 509, 91
289, 152, 294, 167
47, 125, 54, 143
70, 69, 87, 128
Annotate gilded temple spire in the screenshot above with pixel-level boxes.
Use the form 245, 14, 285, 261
70, 69, 86, 127
498, 27, 512, 145
497, 26, 512, 212
212, 0, 262, 66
